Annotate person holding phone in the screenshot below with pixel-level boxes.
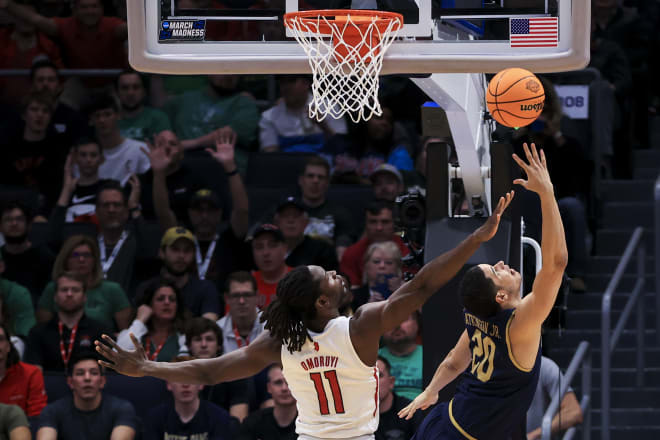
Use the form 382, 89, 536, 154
350, 241, 403, 311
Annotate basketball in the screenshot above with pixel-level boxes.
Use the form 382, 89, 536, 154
486, 68, 545, 128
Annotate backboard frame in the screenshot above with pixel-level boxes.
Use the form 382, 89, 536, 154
127, 0, 590, 75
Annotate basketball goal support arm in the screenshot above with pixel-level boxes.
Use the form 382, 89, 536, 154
412, 73, 492, 216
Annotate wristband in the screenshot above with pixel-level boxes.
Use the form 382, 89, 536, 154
225, 168, 239, 177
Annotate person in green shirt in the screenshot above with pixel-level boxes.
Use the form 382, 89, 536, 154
117, 70, 171, 142
36, 235, 133, 332
0, 403, 30, 440
164, 75, 260, 172
378, 310, 424, 400
0, 248, 36, 338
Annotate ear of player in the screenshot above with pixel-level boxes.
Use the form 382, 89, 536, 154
487, 67, 545, 128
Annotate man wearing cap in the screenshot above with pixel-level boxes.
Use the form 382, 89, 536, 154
371, 163, 405, 202
135, 227, 221, 321
249, 225, 292, 308
147, 129, 251, 291
273, 196, 339, 270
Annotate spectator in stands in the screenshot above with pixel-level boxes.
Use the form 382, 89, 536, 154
0, 200, 54, 304
238, 363, 297, 440
116, 70, 171, 142
36, 234, 132, 332
331, 106, 414, 181
117, 279, 188, 362
54, 138, 112, 224
259, 74, 347, 153
0, 91, 68, 216
0, 1, 61, 106
217, 271, 264, 353
512, 78, 591, 292
0, 296, 26, 358
147, 129, 251, 288
376, 356, 423, 440
297, 155, 355, 251
0, 252, 35, 340
340, 200, 409, 287
29, 59, 85, 145
185, 317, 250, 421
378, 311, 422, 400
526, 356, 584, 440
0, 322, 47, 420
0, 403, 30, 440
26, 272, 110, 371
249, 224, 292, 308
88, 93, 150, 186
35, 352, 137, 440
164, 75, 260, 170
0, 0, 128, 75
143, 355, 236, 440
139, 129, 208, 222
351, 241, 403, 311
370, 163, 405, 202
137, 227, 221, 320
273, 196, 339, 270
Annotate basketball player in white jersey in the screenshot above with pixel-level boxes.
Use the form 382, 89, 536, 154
95, 190, 513, 440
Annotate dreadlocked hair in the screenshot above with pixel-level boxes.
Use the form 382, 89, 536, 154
261, 266, 322, 353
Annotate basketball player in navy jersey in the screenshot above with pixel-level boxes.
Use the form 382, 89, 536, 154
398, 143, 567, 440
95, 191, 513, 439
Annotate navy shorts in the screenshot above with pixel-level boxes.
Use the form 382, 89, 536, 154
412, 403, 466, 440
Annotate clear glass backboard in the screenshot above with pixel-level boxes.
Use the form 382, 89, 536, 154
127, 0, 589, 75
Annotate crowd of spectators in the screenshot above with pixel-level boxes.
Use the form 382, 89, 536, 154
0, 0, 656, 438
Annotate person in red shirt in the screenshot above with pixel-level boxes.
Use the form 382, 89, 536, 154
340, 200, 409, 287
0, 0, 128, 81
0, 322, 47, 420
250, 224, 292, 308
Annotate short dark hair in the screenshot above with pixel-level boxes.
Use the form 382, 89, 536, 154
365, 199, 394, 217
73, 136, 102, 153
87, 92, 118, 116
302, 156, 330, 176
0, 323, 20, 369
95, 180, 126, 206
458, 265, 499, 320
377, 355, 392, 375
56, 271, 88, 292
267, 363, 284, 379
30, 59, 59, 81
225, 271, 257, 293
184, 317, 223, 352
67, 351, 102, 376
21, 90, 55, 114
116, 69, 146, 90
0, 200, 32, 223
136, 278, 189, 330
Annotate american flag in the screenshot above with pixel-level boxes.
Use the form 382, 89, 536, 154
510, 17, 559, 47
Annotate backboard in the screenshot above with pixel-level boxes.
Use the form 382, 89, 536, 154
127, 0, 589, 75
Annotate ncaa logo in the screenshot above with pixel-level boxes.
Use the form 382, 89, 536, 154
162, 21, 170, 30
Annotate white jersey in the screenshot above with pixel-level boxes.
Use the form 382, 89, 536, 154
281, 316, 379, 439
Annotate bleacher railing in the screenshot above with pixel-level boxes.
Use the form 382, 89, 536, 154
600, 226, 645, 440
654, 175, 660, 345
541, 341, 591, 440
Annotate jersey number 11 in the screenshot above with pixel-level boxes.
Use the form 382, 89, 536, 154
310, 370, 345, 415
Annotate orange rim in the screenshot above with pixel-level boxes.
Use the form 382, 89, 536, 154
283, 9, 403, 35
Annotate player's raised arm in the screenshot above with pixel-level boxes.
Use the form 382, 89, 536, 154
95, 330, 281, 384
511, 143, 568, 333
352, 190, 513, 336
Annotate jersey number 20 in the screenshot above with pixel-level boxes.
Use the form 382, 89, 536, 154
471, 330, 496, 382
310, 370, 345, 415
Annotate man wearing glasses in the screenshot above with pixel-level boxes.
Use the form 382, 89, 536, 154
217, 271, 263, 353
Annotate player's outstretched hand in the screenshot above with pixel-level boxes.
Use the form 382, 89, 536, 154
398, 388, 438, 420
472, 190, 515, 243
95, 334, 148, 377
512, 142, 553, 196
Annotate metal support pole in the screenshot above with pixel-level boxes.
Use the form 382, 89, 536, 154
582, 349, 592, 440
636, 245, 645, 388
601, 293, 611, 440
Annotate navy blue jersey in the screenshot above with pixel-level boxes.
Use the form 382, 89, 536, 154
449, 308, 541, 440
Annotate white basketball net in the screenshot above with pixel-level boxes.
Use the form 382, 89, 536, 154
285, 12, 402, 123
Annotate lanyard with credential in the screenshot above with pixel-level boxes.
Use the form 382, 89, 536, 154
98, 230, 129, 277
144, 336, 167, 361
58, 321, 78, 366
195, 235, 218, 280
233, 322, 250, 349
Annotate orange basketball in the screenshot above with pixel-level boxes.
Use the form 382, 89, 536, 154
486, 68, 545, 128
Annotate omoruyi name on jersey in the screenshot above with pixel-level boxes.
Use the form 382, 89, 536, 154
159, 20, 206, 41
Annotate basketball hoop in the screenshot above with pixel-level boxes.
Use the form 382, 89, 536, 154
284, 10, 403, 123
